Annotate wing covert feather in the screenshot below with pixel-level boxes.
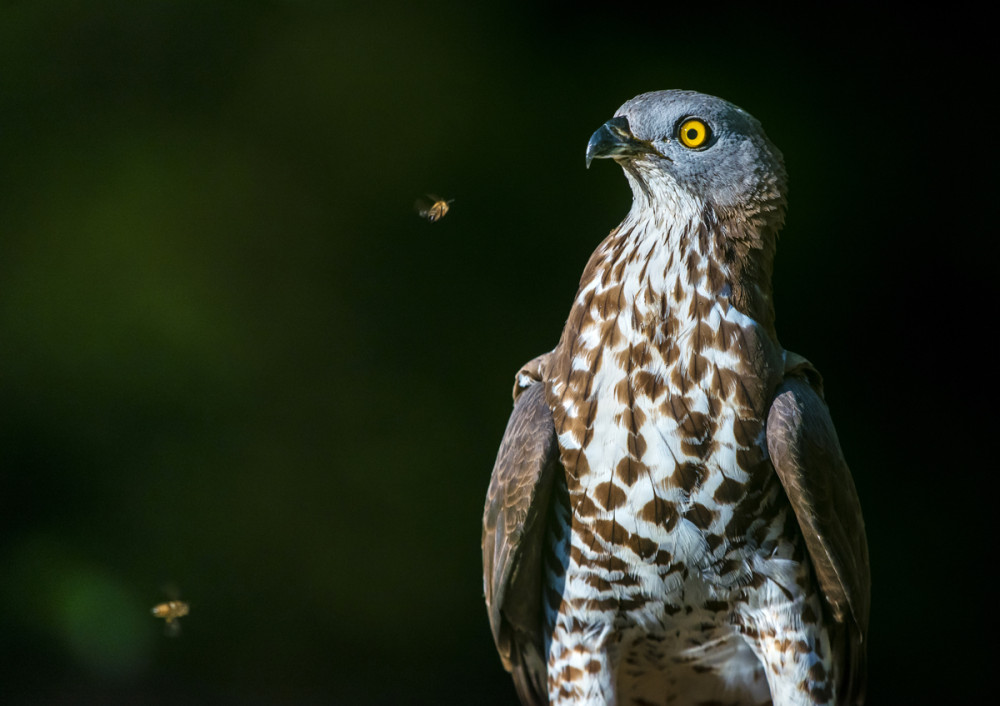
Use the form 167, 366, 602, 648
767, 373, 870, 632
767, 366, 870, 703
482, 379, 559, 706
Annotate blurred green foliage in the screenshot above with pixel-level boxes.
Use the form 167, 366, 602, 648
0, 1, 985, 703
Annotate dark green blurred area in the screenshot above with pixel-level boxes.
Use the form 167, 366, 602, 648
0, 2, 986, 703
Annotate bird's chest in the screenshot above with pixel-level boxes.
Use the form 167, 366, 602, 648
549, 288, 782, 583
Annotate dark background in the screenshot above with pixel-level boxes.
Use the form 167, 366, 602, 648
1, 2, 988, 704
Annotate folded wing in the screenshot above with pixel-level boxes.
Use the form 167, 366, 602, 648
482, 377, 560, 706
766, 357, 870, 703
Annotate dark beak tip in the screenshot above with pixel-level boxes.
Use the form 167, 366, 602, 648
586, 115, 646, 167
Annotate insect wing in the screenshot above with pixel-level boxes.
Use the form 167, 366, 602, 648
414, 196, 434, 219
164, 618, 182, 638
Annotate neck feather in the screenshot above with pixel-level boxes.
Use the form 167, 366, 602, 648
570, 191, 779, 342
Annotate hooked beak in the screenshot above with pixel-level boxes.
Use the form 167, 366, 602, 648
585, 116, 667, 168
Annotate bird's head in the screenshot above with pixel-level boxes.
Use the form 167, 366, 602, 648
587, 90, 787, 232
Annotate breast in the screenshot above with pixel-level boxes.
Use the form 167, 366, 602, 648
552, 286, 785, 579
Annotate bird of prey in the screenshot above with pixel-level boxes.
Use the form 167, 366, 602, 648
482, 90, 869, 706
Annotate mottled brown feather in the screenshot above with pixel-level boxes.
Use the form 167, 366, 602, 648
767, 357, 870, 705
483, 374, 561, 706
513, 353, 552, 401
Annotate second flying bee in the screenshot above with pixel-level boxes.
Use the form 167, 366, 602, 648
152, 600, 189, 637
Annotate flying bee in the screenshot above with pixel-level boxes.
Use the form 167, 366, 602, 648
414, 194, 453, 222
152, 600, 189, 637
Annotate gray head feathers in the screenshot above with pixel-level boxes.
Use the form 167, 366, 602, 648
591, 89, 787, 231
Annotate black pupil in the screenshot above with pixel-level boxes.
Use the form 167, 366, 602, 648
686, 128, 699, 141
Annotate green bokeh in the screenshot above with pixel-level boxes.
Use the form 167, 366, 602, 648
3, 535, 153, 681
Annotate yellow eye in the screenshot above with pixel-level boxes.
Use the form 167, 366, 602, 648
678, 118, 710, 148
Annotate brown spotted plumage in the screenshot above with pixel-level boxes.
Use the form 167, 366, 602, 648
482, 91, 869, 706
